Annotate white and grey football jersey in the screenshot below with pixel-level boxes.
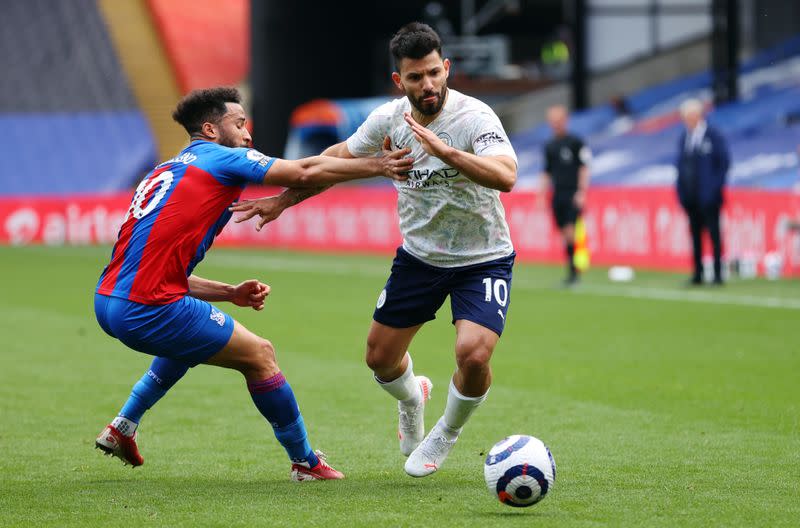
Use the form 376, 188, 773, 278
346, 89, 517, 267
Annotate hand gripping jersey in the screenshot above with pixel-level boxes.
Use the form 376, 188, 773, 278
346, 89, 517, 267
97, 141, 274, 305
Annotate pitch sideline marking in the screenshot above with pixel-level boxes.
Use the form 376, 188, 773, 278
561, 284, 800, 310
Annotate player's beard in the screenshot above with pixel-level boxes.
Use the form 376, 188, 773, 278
218, 129, 246, 149
409, 83, 448, 116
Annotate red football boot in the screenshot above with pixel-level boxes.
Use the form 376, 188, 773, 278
95, 425, 144, 467
290, 450, 344, 481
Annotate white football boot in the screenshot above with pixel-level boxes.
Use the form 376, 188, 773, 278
398, 376, 433, 456
404, 417, 459, 477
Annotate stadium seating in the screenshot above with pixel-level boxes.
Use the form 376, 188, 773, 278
0, 0, 157, 195
146, 0, 249, 92
514, 36, 800, 191
283, 36, 800, 192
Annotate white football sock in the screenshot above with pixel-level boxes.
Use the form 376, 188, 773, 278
442, 379, 488, 433
111, 416, 138, 437
375, 353, 421, 406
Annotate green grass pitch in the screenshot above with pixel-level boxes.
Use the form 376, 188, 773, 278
1, 245, 798, 527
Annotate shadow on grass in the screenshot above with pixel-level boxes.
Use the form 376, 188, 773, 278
5, 469, 562, 527
75, 476, 558, 521
467, 507, 556, 518
85, 475, 465, 502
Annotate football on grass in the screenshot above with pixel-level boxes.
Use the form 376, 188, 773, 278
484, 435, 556, 507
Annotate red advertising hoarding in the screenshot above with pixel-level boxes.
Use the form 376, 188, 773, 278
2, 187, 799, 276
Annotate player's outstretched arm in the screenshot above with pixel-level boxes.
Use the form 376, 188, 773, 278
187, 275, 270, 311
320, 141, 355, 158
262, 144, 412, 188
231, 185, 332, 231
230, 136, 398, 231
403, 113, 516, 192
230, 140, 378, 231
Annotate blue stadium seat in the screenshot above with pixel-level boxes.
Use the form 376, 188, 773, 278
514, 36, 800, 191
0, 0, 157, 195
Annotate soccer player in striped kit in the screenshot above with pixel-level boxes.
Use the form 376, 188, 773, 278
94, 87, 412, 480
233, 23, 519, 477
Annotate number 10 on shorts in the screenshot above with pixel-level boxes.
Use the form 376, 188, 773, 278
482, 278, 508, 306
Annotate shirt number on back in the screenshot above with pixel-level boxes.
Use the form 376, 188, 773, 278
482, 278, 508, 306
124, 171, 174, 222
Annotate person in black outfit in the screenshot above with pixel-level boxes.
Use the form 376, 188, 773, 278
539, 105, 591, 285
675, 99, 730, 285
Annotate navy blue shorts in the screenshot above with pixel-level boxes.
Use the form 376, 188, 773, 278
94, 293, 235, 367
373, 248, 515, 336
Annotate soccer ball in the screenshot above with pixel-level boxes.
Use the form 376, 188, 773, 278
484, 435, 556, 507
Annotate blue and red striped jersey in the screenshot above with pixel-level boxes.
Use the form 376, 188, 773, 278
97, 140, 275, 305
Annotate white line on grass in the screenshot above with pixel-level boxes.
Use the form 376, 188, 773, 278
562, 284, 800, 310
206, 253, 800, 311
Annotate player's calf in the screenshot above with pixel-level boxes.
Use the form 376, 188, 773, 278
209, 322, 333, 474
453, 321, 497, 396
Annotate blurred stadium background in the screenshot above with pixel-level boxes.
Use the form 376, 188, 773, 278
1, 0, 799, 276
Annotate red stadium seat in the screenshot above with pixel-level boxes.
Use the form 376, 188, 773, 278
147, 0, 249, 92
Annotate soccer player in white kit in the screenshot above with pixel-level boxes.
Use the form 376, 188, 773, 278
233, 22, 518, 477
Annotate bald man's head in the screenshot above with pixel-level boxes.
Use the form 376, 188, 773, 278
680, 99, 704, 131
547, 105, 569, 136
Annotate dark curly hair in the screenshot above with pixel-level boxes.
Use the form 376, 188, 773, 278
389, 22, 442, 71
172, 87, 241, 136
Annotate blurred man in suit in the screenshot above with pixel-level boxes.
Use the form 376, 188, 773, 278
676, 99, 730, 285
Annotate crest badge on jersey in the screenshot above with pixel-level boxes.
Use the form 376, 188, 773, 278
376, 289, 387, 309
246, 149, 272, 167
437, 132, 453, 146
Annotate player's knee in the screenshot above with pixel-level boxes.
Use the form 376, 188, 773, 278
455, 340, 493, 373
457, 350, 492, 373
365, 340, 397, 372
247, 337, 278, 375
365, 345, 388, 371
257, 337, 277, 364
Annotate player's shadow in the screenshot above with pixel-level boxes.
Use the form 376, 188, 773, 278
467, 508, 555, 518
85, 475, 461, 496
82, 476, 556, 524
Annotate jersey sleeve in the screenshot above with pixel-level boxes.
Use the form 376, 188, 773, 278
346, 109, 392, 157
470, 111, 518, 165
576, 139, 592, 167
543, 143, 553, 173
215, 147, 277, 185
